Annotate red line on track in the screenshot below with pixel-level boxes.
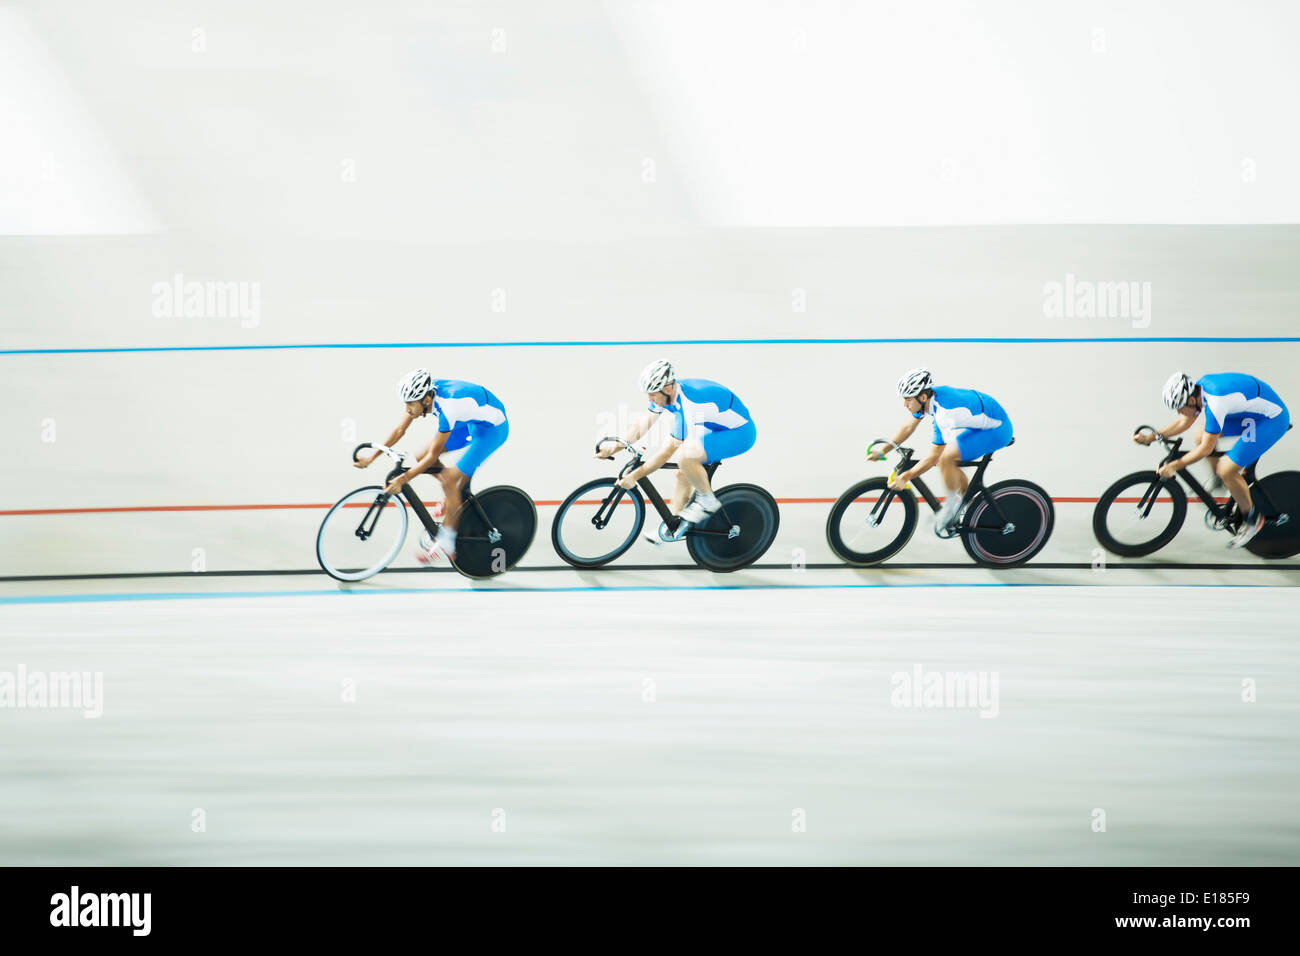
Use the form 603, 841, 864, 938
1, 495, 1219, 517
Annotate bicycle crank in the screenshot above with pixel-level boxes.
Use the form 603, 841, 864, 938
1204, 510, 1233, 531
658, 521, 688, 543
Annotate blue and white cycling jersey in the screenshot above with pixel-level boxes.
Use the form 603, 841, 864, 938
913, 385, 1008, 446
1197, 373, 1287, 434
432, 379, 507, 432
649, 378, 751, 440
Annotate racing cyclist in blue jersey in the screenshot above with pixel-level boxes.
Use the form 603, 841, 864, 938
872, 367, 1014, 532
1136, 371, 1290, 548
595, 360, 757, 535
354, 368, 510, 563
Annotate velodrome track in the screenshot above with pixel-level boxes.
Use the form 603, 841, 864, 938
3, 498, 1298, 866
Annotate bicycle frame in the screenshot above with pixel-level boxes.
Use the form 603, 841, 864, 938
588, 438, 732, 538
348, 442, 502, 547
1138, 433, 1284, 527
873, 443, 1016, 534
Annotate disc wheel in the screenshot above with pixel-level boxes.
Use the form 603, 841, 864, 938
686, 484, 780, 572
961, 480, 1055, 567
1246, 470, 1300, 558
453, 486, 537, 578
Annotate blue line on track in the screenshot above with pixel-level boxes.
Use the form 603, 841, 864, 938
0, 582, 1285, 604
5, 337, 1300, 356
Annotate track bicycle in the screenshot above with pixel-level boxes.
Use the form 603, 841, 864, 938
316, 443, 537, 581
1092, 425, 1300, 558
550, 437, 780, 572
826, 438, 1054, 567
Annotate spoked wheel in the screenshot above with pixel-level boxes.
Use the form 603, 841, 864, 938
551, 478, 647, 569
686, 483, 780, 572
1246, 470, 1300, 558
1092, 470, 1188, 557
317, 486, 410, 582
453, 486, 537, 578
825, 477, 919, 566
962, 479, 1055, 567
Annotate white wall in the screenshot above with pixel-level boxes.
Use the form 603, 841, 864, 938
3, 227, 1298, 576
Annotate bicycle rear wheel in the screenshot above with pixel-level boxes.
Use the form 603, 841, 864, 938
316, 486, 409, 581
551, 478, 646, 568
1246, 470, 1300, 558
454, 486, 537, 578
825, 477, 919, 566
962, 479, 1054, 567
1092, 471, 1187, 557
686, 484, 779, 572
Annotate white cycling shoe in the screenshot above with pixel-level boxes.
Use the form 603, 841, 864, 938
934, 494, 963, 533
678, 493, 721, 524
1228, 510, 1265, 549
416, 529, 456, 564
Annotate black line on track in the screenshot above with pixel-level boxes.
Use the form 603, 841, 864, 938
2, 561, 1297, 583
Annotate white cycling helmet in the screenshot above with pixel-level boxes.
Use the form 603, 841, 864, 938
397, 368, 434, 403
639, 359, 676, 393
1162, 371, 1195, 410
897, 367, 933, 398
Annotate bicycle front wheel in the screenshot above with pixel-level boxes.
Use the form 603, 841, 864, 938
317, 486, 409, 581
551, 478, 646, 568
962, 479, 1054, 567
825, 477, 919, 566
1092, 471, 1187, 557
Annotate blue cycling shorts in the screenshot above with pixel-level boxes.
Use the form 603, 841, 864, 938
1220, 409, 1290, 467
443, 419, 509, 477
698, 420, 757, 465
952, 420, 1014, 462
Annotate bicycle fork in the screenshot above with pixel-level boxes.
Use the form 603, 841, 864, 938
591, 486, 628, 531
1135, 479, 1168, 520
354, 496, 390, 541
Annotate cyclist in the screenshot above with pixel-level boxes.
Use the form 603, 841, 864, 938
1136, 371, 1290, 548
354, 368, 509, 562
595, 360, 756, 534
874, 368, 1014, 532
